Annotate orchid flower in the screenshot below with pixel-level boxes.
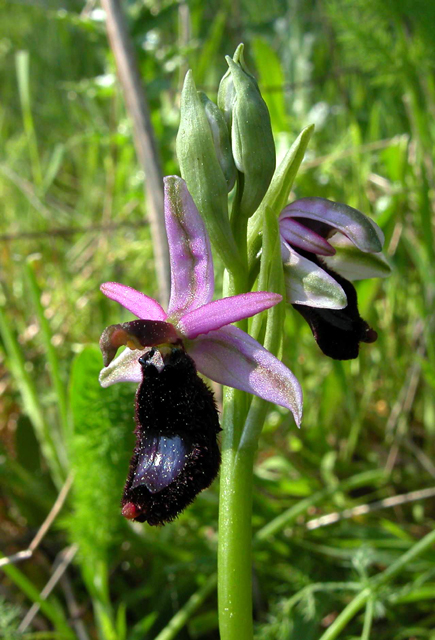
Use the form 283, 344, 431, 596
279, 197, 391, 360
99, 176, 302, 524
100, 176, 302, 421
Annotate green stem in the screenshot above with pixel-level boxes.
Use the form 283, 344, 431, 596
25, 261, 71, 449
361, 597, 374, 640
155, 575, 217, 640
217, 185, 298, 638
218, 190, 254, 639
0, 296, 65, 486
218, 396, 255, 640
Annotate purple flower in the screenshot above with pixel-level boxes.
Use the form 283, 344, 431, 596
279, 198, 390, 360
100, 176, 302, 421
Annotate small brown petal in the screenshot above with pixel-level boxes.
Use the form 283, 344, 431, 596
99, 320, 179, 367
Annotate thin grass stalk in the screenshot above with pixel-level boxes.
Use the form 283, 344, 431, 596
360, 597, 374, 640
0, 554, 75, 639
15, 50, 42, 188
0, 298, 65, 486
100, 0, 170, 306
154, 574, 217, 640
158, 468, 386, 638
25, 260, 71, 443
81, 561, 118, 640
318, 528, 435, 640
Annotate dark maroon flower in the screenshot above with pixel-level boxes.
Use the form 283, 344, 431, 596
121, 348, 221, 526
279, 198, 390, 360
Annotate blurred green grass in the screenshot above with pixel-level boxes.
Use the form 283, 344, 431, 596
1, 1, 434, 639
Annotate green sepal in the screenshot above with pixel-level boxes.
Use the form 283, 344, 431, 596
247, 123, 315, 276
176, 70, 242, 273
198, 91, 237, 192
324, 238, 392, 281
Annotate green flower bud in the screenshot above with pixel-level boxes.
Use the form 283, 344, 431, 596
217, 43, 257, 125
176, 70, 242, 273
198, 92, 237, 192
217, 61, 236, 126
218, 44, 276, 219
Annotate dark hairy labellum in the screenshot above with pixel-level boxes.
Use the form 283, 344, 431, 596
121, 347, 221, 526
292, 252, 377, 360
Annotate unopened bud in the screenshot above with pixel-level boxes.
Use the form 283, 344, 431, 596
198, 92, 237, 192
218, 45, 276, 218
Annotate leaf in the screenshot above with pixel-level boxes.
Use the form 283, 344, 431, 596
251, 37, 287, 132
67, 346, 135, 563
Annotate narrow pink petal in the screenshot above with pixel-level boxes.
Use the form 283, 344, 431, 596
177, 292, 282, 339
164, 176, 214, 317
187, 326, 303, 426
281, 198, 384, 253
100, 282, 167, 320
280, 217, 336, 256
99, 347, 146, 388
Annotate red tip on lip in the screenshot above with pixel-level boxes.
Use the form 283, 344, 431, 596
365, 327, 378, 344
122, 502, 140, 520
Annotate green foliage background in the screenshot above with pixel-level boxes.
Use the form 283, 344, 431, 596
1, 0, 434, 638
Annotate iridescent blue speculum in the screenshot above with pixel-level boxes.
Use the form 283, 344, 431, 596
121, 347, 221, 526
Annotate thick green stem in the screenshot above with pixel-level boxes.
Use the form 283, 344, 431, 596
218, 177, 289, 638
218, 387, 255, 640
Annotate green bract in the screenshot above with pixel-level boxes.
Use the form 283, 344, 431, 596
247, 124, 315, 277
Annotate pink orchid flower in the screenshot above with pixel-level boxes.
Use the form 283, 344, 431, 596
99, 176, 302, 426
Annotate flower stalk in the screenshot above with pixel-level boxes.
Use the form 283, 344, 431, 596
219, 194, 289, 638
218, 417, 255, 639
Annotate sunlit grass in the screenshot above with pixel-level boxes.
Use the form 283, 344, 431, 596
0, 1, 434, 639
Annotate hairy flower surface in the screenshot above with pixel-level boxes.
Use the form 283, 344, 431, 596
279, 197, 390, 359
121, 347, 222, 525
